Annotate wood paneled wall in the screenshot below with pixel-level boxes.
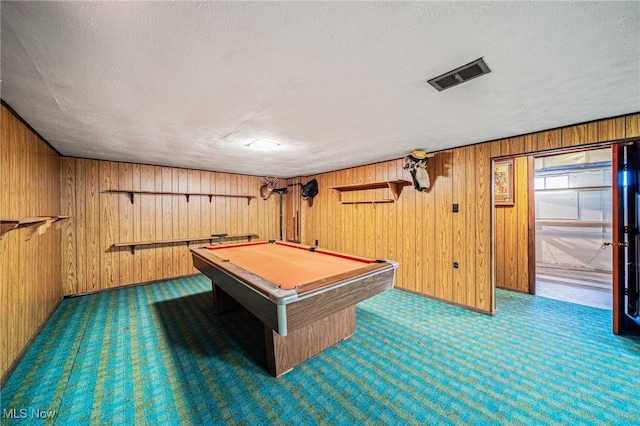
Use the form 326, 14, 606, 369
298, 147, 493, 312
1, 105, 62, 380
494, 156, 530, 293
297, 114, 640, 313
61, 159, 282, 295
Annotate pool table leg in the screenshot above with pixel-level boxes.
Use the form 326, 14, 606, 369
212, 284, 242, 314
264, 305, 356, 377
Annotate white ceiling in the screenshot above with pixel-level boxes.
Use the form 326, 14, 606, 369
2, 1, 639, 178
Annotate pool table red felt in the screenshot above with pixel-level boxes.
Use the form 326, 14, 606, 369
191, 240, 398, 377
203, 240, 380, 289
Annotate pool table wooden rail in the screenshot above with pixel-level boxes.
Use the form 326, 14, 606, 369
283, 265, 396, 329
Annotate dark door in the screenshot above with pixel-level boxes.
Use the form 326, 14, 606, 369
627, 143, 640, 320
612, 142, 640, 334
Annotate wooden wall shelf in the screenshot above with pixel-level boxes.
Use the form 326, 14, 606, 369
107, 189, 256, 205
1, 216, 69, 240
341, 200, 394, 207
112, 233, 259, 254
329, 180, 412, 204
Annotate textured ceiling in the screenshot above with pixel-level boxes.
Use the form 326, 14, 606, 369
2, 1, 639, 177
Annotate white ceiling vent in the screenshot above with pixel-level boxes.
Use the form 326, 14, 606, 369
428, 58, 491, 91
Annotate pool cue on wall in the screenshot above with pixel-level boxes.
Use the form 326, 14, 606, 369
273, 187, 288, 241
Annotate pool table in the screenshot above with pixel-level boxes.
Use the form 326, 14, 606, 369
191, 240, 398, 377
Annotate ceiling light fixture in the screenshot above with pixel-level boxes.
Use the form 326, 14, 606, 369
427, 57, 491, 91
246, 139, 281, 151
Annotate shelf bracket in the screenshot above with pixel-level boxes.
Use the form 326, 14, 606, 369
387, 182, 404, 201
25, 219, 54, 241
185, 194, 190, 203
127, 192, 134, 204
0, 222, 19, 239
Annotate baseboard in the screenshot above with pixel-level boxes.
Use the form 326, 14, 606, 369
65, 273, 202, 298
395, 287, 495, 316
496, 285, 531, 294
1, 296, 64, 387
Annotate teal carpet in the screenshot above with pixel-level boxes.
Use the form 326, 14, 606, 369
2, 276, 639, 425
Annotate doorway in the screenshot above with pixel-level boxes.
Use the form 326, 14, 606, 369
533, 148, 613, 309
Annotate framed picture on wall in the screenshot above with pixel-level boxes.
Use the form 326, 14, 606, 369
494, 158, 515, 206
